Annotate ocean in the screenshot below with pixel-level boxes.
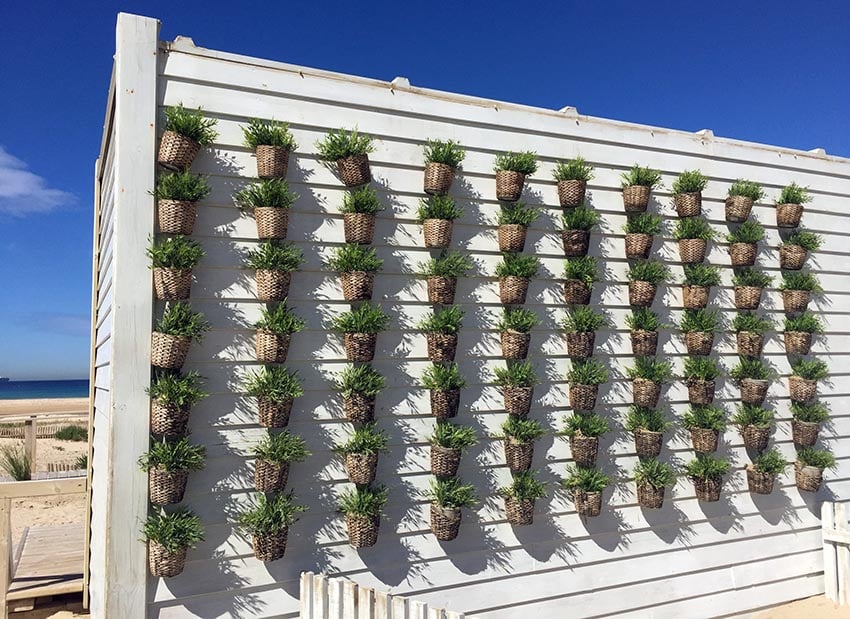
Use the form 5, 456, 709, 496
0, 380, 90, 400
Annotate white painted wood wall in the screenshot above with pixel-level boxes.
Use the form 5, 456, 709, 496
823, 502, 850, 605
93, 13, 850, 619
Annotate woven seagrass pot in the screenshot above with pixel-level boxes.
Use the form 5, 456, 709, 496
789, 376, 817, 402
158, 199, 197, 235
153, 268, 192, 301
256, 330, 291, 363
776, 203, 803, 228
431, 388, 460, 419
341, 271, 374, 301
558, 179, 586, 208
678, 238, 707, 264
573, 489, 602, 517
430, 504, 462, 541
256, 270, 291, 302
343, 393, 375, 424
564, 279, 591, 305
566, 332, 595, 359
255, 145, 290, 179
740, 378, 769, 405
784, 331, 812, 355
254, 207, 289, 240
345, 452, 378, 486
569, 384, 598, 411
427, 276, 457, 304
795, 464, 823, 492
149, 468, 189, 506
741, 424, 771, 452
628, 281, 657, 307
782, 290, 811, 313
736, 332, 764, 357
729, 242, 757, 267
257, 397, 293, 428
255, 458, 289, 493
630, 330, 658, 356
344, 332, 377, 362
693, 477, 722, 502
430, 445, 461, 478
682, 285, 709, 309
674, 192, 702, 217
569, 434, 598, 468
344, 213, 376, 245
690, 427, 719, 453
253, 530, 288, 562
423, 218, 453, 249
780, 245, 807, 270
725, 195, 754, 222
685, 331, 714, 356
792, 420, 820, 447
504, 439, 533, 472
634, 429, 663, 458
151, 332, 191, 370
503, 386, 533, 417
622, 185, 651, 212
562, 229, 590, 257
743, 466, 775, 495
624, 233, 652, 259
423, 163, 455, 195
734, 286, 763, 310
426, 332, 457, 362
501, 330, 530, 359
150, 400, 191, 438
148, 542, 188, 578
504, 497, 534, 526
632, 378, 661, 408
499, 224, 527, 253
637, 484, 665, 509
336, 155, 371, 187
499, 276, 530, 305
158, 131, 200, 171
495, 170, 525, 201
346, 514, 379, 548
687, 379, 715, 405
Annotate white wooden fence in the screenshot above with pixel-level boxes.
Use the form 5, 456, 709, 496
823, 502, 850, 605
300, 572, 464, 619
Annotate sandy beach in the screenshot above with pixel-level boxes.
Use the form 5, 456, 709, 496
0, 397, 88, 415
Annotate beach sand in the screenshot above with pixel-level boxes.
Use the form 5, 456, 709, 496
0, 397, 88, 415
753, 595, 850, 618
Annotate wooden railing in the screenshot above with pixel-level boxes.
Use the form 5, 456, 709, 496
0, 410, 87, 476
823, 502, 850, 605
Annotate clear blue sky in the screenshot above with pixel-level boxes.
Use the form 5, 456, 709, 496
1, 1, 848, 379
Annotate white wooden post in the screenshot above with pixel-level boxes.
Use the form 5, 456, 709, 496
824, 502, 838, 602
0, 498, 11, 613
838, 503, 849, 605
23, 418, 36, 476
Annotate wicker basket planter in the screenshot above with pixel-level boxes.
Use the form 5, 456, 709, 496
564, 332, 594, 360
430, 446, 461, 478
630, 330, 658, 356
252, 530, 288, 562
499, 276, 530, 305
499, 224, 527, 253
692, 477, 722, 502
344, 333, 377, 362
637, 484, 665, 509
734, 286, 763, 310
427, 276, 457, 304
504, 497, 534, 526
741, 425, 771, 452
782, 290, 811, 313
632, 378, 661, 408
678, 239, 707, 264
158, 199, 197, 235
344, 213, 376, 245
254, 458, 289, 493
346, 514, 379, 548
345, 453, 378, 486
746, 467, 775, 495
684, 331, 714, 356
795, 463, 823, 492
150, 400, 191, 438
431, 388, 460, 419
153, 268, 192, 301
151, 332, 191, 370
674, 192, 702, 217
569, 384, 598, 411
255, 145, 290, 179
625, 233, 653, 260
430, 504, 462, 541
780, 245, 807, 270
687, 379, 715, 405
257, 397, 293, 428
341, 271, 375, 301
564, 279, 592, 305
690, 428, 719, 454
501, 331, 530, 359
628, 281, 657, 307
256, 330, 291, 363
634, 429, 663, 458
426, 333, 458, 362
725, 195, 754, 223
504, 439, 533, 472
729, 242, 757, 267
740, 378, 769, 406
573, 489, 603, 517
737, 332, 764, 357
569, 435, 598, 468
336, 155, 371, 187
789, 376, 817, 402
343, 394, 375, 424
256, 270, 291, 302
495, 170, 525, 201
254, 207, 289, 240
682, 285, 709, 309
149, 468, 189, 506
158, 131, 200, 171
562, 230, 590, 257
423, 219, 453, 249
776, 203, 803, 228
503, 386, 534, 417
148, 542, 188, 578
622, 185, 651, 213
784, 331, 813, 355
792, 420, 820, 447
424, 163, 455, 195
558, 179, 586, 208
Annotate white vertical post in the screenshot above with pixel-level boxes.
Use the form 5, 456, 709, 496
314, 573, 328, 618
301, 572, 315, 619
342, 579, 358, 618
837, 503, 849, 605
358, 582, 374, 619
23, 417, 36, 475
328, 577, 344, 619
824, 502, 838, 603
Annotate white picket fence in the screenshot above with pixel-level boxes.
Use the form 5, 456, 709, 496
823, 502, 850, 605
300, 572, 464, 619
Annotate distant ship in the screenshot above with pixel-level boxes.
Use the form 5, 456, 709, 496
0, 378, 9, 383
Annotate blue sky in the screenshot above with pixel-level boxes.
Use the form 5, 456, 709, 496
1, 1, 848, 379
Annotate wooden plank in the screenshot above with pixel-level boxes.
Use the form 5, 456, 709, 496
23, 418, 36, 476
6, 524, 84, 602
342, 579, 358, 618
823, 502, 839, 603
0, 498, 10, 613
300, 571, 313, 619
327, 576, 344, 619
0, 478, 85, 499
314, 573, 328, 619
837, 503, 850, 606
374, 590, 391, 619
358, 582, 374, 619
